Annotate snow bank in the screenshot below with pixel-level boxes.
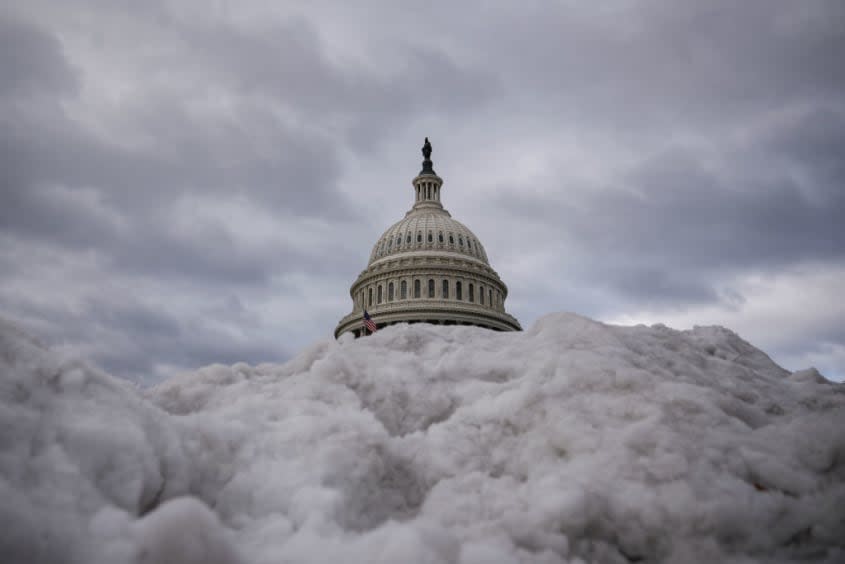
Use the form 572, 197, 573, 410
2, 313, 844, 563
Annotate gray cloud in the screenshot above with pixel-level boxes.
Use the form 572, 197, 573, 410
0, 16, 77, 98
1, 1, 844, 381
467, 0, 845, 128
485, 105, 844, 313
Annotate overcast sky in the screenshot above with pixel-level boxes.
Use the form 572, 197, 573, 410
2, 0, 843, 383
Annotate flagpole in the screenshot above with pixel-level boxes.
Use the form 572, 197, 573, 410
363, 309, 377, 335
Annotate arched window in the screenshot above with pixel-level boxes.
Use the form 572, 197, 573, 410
438, 232, 444, 243
368, 288, 373, 306
480, 285, 485, 305
456, 281, 463, 300
428, 279, 435, 298
406, 234, 411, 244
458, 236, 464, 247
428, 232, 433, 243
442, 279, 449, 299
377, 285, 383, 304
469, 283, 474, 302
387, 239, 392, 248
400, 280, 407, 299
449, 234, 454, 245
489, 289, 493, 307
396, 236, 401, 245
414, 279, 421, 298
388, 282, 394, 301
417, 232, 422, 243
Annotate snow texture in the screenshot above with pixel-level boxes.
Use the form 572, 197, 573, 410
1, 313, 844, 564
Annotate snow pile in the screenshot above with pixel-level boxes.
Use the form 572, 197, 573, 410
2, 313, 844, 564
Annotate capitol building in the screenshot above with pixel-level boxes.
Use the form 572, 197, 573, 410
335, 139, 521, 338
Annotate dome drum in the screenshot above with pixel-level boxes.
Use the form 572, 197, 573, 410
335, 304, 520, 337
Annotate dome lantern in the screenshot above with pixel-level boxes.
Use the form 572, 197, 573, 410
334, 139, 521, 337
411, 137, 444, 212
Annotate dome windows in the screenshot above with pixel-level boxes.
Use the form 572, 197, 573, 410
400, 280, 407, 299
456, 281, 463, 300
371, 225, 491, 259
368, 288, 373, 306
469, 283, 474, 302
372, 225, 491, 270
428, 279, 435, 298
377, 285, 383, 304
442, 279, 449, 299
388, 282, 394, 301
414, 279, 421, 298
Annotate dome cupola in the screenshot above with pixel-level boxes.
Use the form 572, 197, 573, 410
411, 137, 443, 212
334, 139, 521, 337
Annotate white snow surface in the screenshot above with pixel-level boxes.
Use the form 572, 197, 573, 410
2, 313, 844, 564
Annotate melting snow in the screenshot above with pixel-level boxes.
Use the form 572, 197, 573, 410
1, 313, 844, 563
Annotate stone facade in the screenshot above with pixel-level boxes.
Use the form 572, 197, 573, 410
334, 140, 521, 338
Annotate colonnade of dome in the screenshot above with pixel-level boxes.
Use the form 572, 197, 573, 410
334, 139, 520, 337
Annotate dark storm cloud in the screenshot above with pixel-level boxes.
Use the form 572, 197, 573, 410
484, 103, 844, 313
0, 7, 498, 253
466, 0, 845, 129
1, 290, 286, 381
0, 16, 77, 98
177, 17, 500, 153
1, 0, 844, 380
0, 12, 360, 288
589, 118, 845, 269
0, 9, 361, 380
1, 83, 346, 215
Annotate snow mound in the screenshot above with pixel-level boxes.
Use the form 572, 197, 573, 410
2, 313, 844, 564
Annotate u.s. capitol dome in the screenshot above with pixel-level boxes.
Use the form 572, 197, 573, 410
335, 139, 521, 337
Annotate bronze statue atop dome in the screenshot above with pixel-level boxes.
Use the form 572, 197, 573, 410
420, 137, 435, 174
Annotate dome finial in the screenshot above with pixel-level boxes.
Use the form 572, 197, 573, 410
420, 137, 435, 174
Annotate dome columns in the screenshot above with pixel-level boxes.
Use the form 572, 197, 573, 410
412, 174, 444, 209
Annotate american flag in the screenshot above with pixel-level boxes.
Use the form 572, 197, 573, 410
363, 310, 378, 333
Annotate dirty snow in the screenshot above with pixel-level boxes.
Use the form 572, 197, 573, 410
1, 313, 844, 564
